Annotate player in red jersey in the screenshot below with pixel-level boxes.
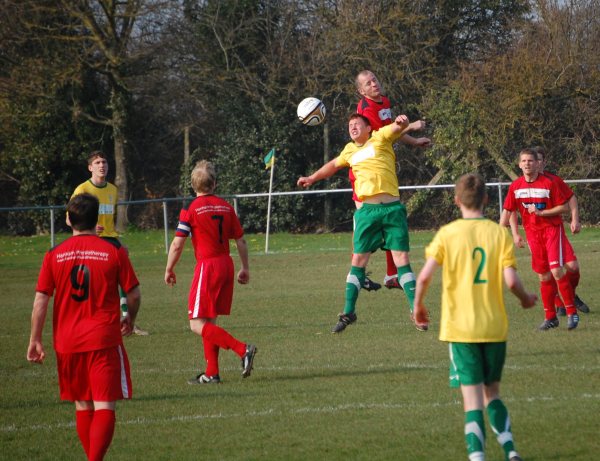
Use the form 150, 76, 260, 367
27, 193, 141, 461
354, 70, 431, 290
500, 149, 579, 331
508, 147, 590, 315
165, 160, 256, 384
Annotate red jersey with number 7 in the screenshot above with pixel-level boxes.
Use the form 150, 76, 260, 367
175, 194, 244, 260
35, 235, 139, 354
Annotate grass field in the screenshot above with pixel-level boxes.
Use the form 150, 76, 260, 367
1, 229, 599, 460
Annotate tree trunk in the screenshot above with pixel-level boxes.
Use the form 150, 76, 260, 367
111, 88, 129, 232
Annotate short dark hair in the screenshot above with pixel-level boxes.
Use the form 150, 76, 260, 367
87, 150, 107, 165
455, 173, 487, 210
67, 193, 99, 231
533, 146, 546, 161
348, 113, 371, 126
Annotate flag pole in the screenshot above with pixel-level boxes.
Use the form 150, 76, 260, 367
265, 157, 275, 254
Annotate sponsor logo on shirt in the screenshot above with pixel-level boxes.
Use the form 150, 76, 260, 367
349, 145, 376, 166
378, 108, 392, 122
99, 204, 114, 215
514, 188, 550, 199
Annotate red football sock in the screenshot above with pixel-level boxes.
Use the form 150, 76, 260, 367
540, 280, 558, 320
202, 322, 246, 358
568, 269, 580, 290
556, 275, 576, 315
554, 294, 564, 308
89, 409, 115, 461
75, 409, 94, 458
203, 336, 220, 376
385, 250, 396, 277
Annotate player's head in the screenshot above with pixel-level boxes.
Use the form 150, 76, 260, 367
67, 193, 99, 231
191, 160, 216, 194
533, 146, 547, 172
518, 148, 538, 175
455, 173, 487, 210
87, 151, 109, 180
348, 113, 372, 143
355, 70, 382, 101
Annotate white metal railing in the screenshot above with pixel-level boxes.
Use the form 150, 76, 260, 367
1, 179, 599, 252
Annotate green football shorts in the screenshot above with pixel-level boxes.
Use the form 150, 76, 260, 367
448, 342, 506, 388
353, 201, 409, 254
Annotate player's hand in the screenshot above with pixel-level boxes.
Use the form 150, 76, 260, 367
297, 177, 314, 188
165, 270, 176, 286
120, 313, 133, 336
27, 341, 46, 364
413, 303, 429, 325
237, 268, 249, 284
513, 234, 526, 248
394, 114, 409, 128
414, 137, 431, 148
571, 220, 581, 234
526, 205, 540, 215
521, 293, 537, 309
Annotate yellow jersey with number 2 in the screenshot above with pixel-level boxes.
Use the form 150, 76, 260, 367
425, 218, 517, 343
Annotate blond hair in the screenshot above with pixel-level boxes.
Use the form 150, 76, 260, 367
191, 160, 216, 194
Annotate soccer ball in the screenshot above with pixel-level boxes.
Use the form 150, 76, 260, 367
297, 97, 326, 126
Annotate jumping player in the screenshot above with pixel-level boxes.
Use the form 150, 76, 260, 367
165, 160, 257, 384
27, 193, 141, 461
414, 173, 536, 461
298, 113, 427, 333
354, 70, 431, 289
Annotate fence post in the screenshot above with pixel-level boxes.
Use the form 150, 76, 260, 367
163, 200, 169, 254
497, 183, 503, 216
50, 208, 55, 248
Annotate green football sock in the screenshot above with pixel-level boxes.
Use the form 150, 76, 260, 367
397, 264, 416, 312
465, 409, 486, 461
487, 399, 516, 461
343, 266, 365, 315
119, 286, 128, 314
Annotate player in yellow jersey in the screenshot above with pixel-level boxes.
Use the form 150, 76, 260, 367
298, 113, 426, 333
73, 151, 149, 336
414, 173, 537, 461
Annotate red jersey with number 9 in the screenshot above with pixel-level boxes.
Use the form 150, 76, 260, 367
35, 235, 139, 353
175, 194, 244, 261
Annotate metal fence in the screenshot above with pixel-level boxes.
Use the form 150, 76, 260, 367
1, 179, 599, 253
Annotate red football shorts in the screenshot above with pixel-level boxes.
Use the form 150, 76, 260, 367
188, 255, 234, 319
56, 344, 132, 402
525, 224, 576, 274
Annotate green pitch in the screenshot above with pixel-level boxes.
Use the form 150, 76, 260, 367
1, 229, 599, 460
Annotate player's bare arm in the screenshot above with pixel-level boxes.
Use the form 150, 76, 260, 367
508, 211, 526, 248
400, 134, 431, 148
503, 267, 537, 308
165, 236, 186, 286
414, 257, 439, 324
235, 237, 250, 284
569, 195, 581, 234
297, 158, 341, 188
27, 292, 50, 364
121, 286, 141, 336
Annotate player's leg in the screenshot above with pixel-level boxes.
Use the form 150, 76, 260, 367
527, 230, 559, 330
547, 226, 578, 329
563, 243, 590, 313
86, 401, 117, 461
383, 250, 402, 289
383, 203, 419, 327
482, 343, 522, 461
75, 401, 94, 458
451, 343, 487, 461
332, 206, 377, 333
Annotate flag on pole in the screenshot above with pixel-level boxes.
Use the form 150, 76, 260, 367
263, 148, 275, 169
